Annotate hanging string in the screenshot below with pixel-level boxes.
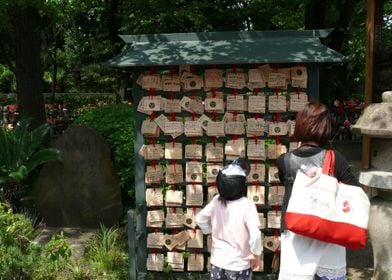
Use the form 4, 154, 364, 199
274, 112, 281, 123
233, 111, 238, 121
170, 65, 175, 79
150, 137, 157, 147
296, 86, 301, 98
149, 111, 156, 121
212, 87, 217, 98
211, 111, 217, 121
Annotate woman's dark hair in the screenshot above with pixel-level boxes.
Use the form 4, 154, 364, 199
292, 102, 332, 146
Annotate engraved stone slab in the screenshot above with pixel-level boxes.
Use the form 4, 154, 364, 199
33, 125, 123, 227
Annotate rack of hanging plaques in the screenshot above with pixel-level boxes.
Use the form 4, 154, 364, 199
107, 29, 343, 280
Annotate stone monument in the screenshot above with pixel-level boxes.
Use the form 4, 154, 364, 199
352, 91, 392, 280
34, 125, 123, 227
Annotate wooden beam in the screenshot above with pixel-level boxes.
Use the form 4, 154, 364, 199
362, 0, 376, 170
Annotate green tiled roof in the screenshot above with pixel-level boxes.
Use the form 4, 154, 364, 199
106, 29, 343, 67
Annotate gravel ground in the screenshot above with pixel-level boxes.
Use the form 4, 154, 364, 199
346, 159, 374, 280
347, 240, 374, 280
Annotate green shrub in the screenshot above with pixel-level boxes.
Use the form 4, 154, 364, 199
0, 118, 62, 211
0, 203, 37, 279
44, 232, 72, 262
82, 225, 129, 279
0, 203, 36, 247
0, 203, 130, 279
73, 104, 135, 209
52, 93, 116, 119
32, 233, 72, 280
0, 244, 37, 279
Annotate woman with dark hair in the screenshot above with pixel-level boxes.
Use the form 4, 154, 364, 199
277, 102, 359, 280
196, 157, 262, 280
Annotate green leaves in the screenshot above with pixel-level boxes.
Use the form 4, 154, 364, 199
44, 232, 72, 262
8, 166, 28, 182
0, 118, 62, 187
25, 148, 62, 174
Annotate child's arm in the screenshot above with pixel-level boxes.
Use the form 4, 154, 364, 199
246, 202, 263, 256
246, 210, 263, 270
249, 224, 262, 256
244, 254, 262, 270
195, 197, 215, 234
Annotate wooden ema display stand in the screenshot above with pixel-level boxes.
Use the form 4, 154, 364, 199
107, 30, 344, 279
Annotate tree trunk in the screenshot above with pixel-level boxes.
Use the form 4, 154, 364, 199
329, 0, 356, 52
13, 6, 46, 129
51, 48, 58, 104
304, 0, 326, 29
105, 0, 122, 50
105, 0, 127, 102
327, 0, 356, 100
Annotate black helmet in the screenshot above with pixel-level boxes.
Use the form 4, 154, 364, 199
216, 158, 250, 201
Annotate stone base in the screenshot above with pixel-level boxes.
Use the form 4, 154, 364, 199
369, 197, 392, 280
359, 170, 392, 191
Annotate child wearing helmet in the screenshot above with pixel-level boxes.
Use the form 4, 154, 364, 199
196, 157, 262, 279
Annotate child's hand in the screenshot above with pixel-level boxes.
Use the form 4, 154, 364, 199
244, 254, 261, 271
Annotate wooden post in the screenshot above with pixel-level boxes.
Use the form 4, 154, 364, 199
133, 68, 148, 279
118, 70, 130, 102
362, 0, 376, 170
308, 65, 320, 102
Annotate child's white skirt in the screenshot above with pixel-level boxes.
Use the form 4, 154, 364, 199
278, 230, 346, 280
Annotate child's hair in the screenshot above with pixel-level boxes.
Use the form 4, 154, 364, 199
216, 157, 250, 205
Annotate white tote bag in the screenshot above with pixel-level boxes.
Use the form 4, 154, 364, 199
285, 150, 370, 249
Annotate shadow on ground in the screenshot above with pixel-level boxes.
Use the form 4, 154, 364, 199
347, 233, 374, 280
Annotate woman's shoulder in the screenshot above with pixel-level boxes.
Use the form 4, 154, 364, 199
328, 149, 350, 166
277, 152, 289, 169
330, 149, 346, 160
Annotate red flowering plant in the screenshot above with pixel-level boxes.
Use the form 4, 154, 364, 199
330, 98, 364, 142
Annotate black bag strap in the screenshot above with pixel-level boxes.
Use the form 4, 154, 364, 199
283, 152, 295, 187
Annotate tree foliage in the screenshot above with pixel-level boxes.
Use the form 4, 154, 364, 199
0, 1, 391, 112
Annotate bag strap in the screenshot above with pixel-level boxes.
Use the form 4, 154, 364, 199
284, 152, 295, 186
322, 150, 335, 176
